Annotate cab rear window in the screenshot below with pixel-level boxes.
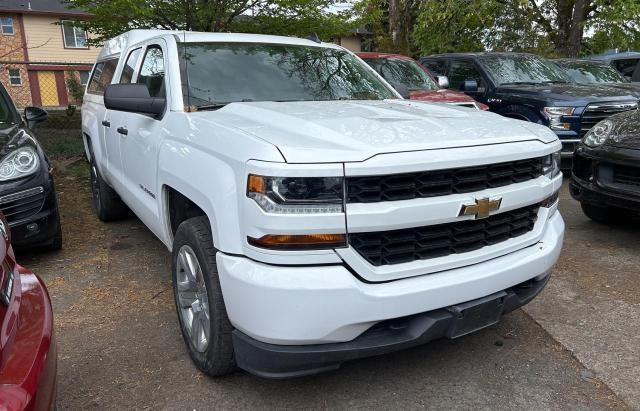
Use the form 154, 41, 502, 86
87, 58, 119, 95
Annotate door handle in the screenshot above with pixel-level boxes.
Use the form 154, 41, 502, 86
101, 120, 110, 127
117, 127, 128, 136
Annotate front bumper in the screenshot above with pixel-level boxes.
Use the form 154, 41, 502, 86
218, 211, 564, 374
570, 147, 640, 212
0, 267, 57, 410
233, 273, 550, 378
0, 174, 61, 248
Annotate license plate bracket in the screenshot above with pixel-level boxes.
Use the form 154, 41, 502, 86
445, 291, 507, 339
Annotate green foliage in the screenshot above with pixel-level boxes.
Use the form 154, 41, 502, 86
65, 75, 85, 103
356, 0, 640, 57
66, 0, 355, 44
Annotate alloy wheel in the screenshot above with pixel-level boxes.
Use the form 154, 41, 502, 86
176, 245, 211, 353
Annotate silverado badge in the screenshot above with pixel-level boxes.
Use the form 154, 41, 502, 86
459, 197, 502, 219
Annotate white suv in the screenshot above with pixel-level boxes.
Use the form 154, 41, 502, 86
82, 30, 564, 378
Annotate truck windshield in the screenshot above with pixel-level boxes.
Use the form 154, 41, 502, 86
479, 54, 570, 86
0, 84, 19, 125
178, 42, 396, 108
558, 61, 628, 84
363, 58, 438, 91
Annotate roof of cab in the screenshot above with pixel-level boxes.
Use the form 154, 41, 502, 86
97, 29, 342, 61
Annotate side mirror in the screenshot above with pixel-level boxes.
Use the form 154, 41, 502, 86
460, 79, 479, 92
24, 106, 48, 128
437, 76, 450, 89
104, 84, 165, 117
391, 82, 411, 99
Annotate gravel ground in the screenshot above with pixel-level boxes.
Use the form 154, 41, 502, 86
18, 168, 636, 410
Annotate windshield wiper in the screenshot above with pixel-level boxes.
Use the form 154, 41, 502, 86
500, 81, 540, 86
541, 80, 569, 84
194, 99, 254, 111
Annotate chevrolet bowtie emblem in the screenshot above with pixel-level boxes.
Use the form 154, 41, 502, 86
459, 197, 502, 219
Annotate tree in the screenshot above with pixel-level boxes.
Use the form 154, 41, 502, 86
66, 0, 354, 45
365, 0, 640, 57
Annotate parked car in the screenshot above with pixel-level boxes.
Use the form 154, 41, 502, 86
554, 59, 640, 95
588, 51, 640, 82
83, 30, 564, 378
357, 52, 488, 110
0, 82, 62, 250
419, 52, 639, 158
0, 212, 57, 410
570, 110, 640, 222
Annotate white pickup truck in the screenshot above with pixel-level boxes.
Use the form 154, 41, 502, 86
82, 30, 564, 378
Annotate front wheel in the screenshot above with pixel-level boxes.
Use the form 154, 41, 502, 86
172, 216, 235, 377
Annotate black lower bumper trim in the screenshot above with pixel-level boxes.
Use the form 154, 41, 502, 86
233, 273, 551, 378
570, 177, 640, 212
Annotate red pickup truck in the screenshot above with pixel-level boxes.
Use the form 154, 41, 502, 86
0, 212, 56, 410
357, 52, 488, 110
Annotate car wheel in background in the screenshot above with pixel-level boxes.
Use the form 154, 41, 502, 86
580, 203, 627, 224
89, 159, 129, 221
172, 216, 236, 377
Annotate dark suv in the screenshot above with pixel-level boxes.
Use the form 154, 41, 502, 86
588, 51, 640, 82
420, 53, 639, 157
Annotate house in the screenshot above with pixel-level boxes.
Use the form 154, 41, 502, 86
0, 0, 100, 108
334, 27, 372, 53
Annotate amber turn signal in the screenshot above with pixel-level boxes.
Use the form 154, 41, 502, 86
247, 174, 266, 194
248, 233, 347, 250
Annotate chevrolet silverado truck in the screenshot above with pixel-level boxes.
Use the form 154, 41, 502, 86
82, 30, 565, 378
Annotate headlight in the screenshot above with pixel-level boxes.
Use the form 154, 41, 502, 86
247, 175, 344, 213
582, 119, 614, 147
542, 150, 561, 179
0, 146, 40, 182
543, 106, 575, 130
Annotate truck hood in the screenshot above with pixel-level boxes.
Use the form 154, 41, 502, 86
496, 83, 638, 104
408, 89, 477, 104
209, 100, 557, 163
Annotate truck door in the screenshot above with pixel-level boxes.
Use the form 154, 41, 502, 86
116, 41, 168, 234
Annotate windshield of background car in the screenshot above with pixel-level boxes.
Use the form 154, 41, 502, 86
363, 58, 438, 91
560, 61, 628, 84
479, 54, 570, 85
178, 42, 397, 106
0, 85, 19, 125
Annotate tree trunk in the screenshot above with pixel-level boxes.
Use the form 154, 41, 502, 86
554, 0, 588, 57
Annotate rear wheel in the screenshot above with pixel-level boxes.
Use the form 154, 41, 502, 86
89, 159, 129, 221
172, 216, 235, 377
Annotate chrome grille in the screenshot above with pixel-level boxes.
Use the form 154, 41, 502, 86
0, 187, 45, 225
580, 102, 638, 137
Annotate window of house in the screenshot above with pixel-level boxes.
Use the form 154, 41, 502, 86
137, 46, 165, 98
1, 17, 14, 35
8, 69, 21, 86
87, 59, 118, 95
61, 20, 88, 48
78, 70, 90, 86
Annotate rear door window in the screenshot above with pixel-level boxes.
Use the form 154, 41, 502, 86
137, 45, 165, 98
87, 58, 119, 95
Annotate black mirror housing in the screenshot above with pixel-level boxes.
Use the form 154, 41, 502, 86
104, 84, 165, 117
24, 106, 48, 127
461, 79, 479, 92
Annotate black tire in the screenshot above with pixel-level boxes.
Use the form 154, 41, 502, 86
172, 216, 235, 377
47, 220, 63, 251
499, 105, 544, 124
580, 203, 624, 224
89, 158, 129, 221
